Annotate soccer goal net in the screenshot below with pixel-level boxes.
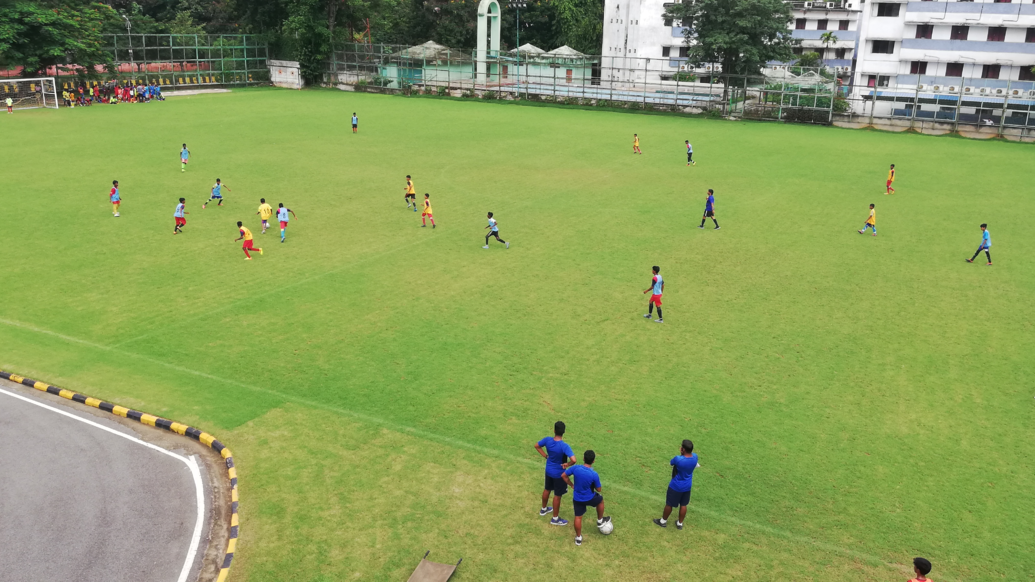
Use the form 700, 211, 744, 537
1, 77, 59, 110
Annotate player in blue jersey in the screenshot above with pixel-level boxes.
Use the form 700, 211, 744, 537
483, 212, 508, 249
535, 421, 578, 526
562, 450, 610, 546
180, 144, 190, 172
643, 265, 664, 323
966, 223, 992, 265
351, 112, 358, 133
653, 439, 699, 530
699, 189, 719, 229
203, 179, 230, 208
174, 198, 188, 234
277, 203, 297, 242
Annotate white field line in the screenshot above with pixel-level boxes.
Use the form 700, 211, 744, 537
0, 387, 205, 582
0, 317, 917, 577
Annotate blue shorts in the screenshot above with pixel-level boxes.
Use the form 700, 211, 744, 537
211, 194, 222, 199
573, 493, 603, 517
666, 486, 691, 507
544, 474, 568, 496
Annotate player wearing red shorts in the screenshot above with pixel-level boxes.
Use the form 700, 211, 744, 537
421, 193, 435, 228
276, 203, 297, 243
174, 198, 188, 234
235, 221, 263, 260
642, 265, 664, 323
886, 164, 896, 195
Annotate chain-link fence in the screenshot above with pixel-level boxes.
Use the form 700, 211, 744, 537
52, 34, 269, 90
838, 76, 1035, 141
325, 43, 840, 123
325, 43, 1035, 141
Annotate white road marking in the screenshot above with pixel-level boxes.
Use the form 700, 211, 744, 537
0, 387, 206, 582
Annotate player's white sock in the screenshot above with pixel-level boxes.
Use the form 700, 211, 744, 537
676, 521, 683, 527
659, 518, 667, 525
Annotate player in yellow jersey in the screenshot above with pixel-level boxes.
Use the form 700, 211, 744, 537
256, 198, 274, 234
404, 175, 417, 211
858, 203, 876, 236
886, 164, 896, 195
421, 193, 436, 228
633, 133, 642, 154
235, 221, 263, 260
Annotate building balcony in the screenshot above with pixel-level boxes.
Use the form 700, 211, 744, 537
791, 29, 857, 41
905, 2, 1035, 16
900, 38, 1035, 54
672, 27, 689, 38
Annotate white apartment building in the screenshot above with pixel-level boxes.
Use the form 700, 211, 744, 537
601, 0, 862, 84
853, 0, 1035, 122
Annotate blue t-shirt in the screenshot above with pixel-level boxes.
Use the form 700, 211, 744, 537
982, 230, 991, 248
181, 149, 189, 160
564, 465, 601, 502
652, 274, 664, 296
668, 453, 698, 492
537, 437, 574, 478
174, 203, 185, 218
352, 115, 358, 124
212, 183, 222, 196
706, 195, 714, 211
278, 207, 290, 222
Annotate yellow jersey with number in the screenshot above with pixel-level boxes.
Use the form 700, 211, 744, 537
406, 180, 415, 195
867, 209, 875, 225
258, 203, 273, 220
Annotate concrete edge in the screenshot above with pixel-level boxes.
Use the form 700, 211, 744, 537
0, 369, 240, 582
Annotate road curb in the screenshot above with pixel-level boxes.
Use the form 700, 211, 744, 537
0, 369, 239, 582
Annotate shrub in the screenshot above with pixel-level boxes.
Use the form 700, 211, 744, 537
356, 79, 368, 87
833, 96, 850, 113
436, 86, 448, 96
371, 74, 391, 87
564, 96, 580, 106
482, 90, 497, 100
461, 89, 475, 98
673, 72, 697, 83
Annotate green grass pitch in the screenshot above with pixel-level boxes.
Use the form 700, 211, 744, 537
1, 88, 1033, 581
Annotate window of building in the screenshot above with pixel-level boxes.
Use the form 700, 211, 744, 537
876, 3, 901, 17
839, 20, 850, 30
945, 62, 964, 76
664, 18, 673, 26
992, 0, 1011, 3
871, 40, 896, 54
817, 19, 828, 30
835, 48, 847, 58
950, 25, 969, 40
878, 75, 890, 87
1019, 66, 1035, 81
1028, 28, 1035, 43
987, 27, 1006, 41
796, 18, 806, 29
981, 64, 1000, 79
679, 47, 689, 58
915, 24, 933, 39
910, 61, 928, 74
662, 47, 671, 57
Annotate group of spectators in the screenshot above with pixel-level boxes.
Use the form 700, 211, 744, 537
62, 81, 165, 107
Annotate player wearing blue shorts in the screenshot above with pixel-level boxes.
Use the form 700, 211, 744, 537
653, 439, 699, 530
180, 144, 190, 172
535, 421, 577, 526
562, 450, 610, 546
204, 179, 230, 208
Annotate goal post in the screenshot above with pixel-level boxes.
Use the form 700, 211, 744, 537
0, 77, 59, 110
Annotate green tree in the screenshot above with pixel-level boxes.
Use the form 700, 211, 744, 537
0, 1, 119, 77
819, 31, 838, 54
552, 0, 603, 54
665, 0, 796, 76
169, 10, 206, 34
282, 0, 331, 84
795, 51, 822, 69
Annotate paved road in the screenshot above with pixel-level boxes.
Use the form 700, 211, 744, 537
0, 383, 206, 582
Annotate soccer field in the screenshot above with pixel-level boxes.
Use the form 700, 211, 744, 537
1, 88, 1032, 581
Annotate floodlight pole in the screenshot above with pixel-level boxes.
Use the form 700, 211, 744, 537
509, 2, 527, 97
122, 14, 134, 71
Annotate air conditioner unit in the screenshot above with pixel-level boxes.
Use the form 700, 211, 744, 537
932, 85, 942, 92
804, 2, 814, 8
978, 87, 989, 95
994, 88, 1005, 95
963, 86, 975, 93
1029, 90, 1035, 97
826, 2, 836, 7
1010, 89, 1021, 96
918, 84, 929, 91
948, 85, 958, 92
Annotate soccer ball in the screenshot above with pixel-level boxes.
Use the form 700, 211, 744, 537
598, 520, 614, 535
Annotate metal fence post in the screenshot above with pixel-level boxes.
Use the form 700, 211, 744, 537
952, 80, 964, 134
998, 79, 1010, 139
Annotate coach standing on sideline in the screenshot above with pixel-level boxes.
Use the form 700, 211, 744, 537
653, 439, 698, 530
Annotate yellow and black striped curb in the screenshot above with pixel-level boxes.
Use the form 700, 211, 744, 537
0, 370, 240, 582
